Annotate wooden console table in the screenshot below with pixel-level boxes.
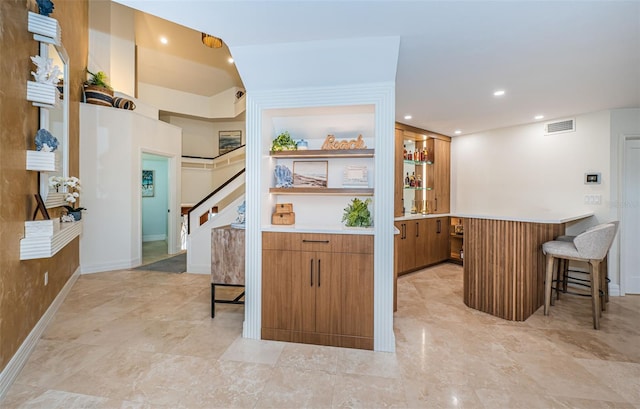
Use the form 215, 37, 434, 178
211, 225, 245, 317
459, 213, 592, 321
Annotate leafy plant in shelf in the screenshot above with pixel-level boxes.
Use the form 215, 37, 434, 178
342, 198, 373, 227
271, 131, 297, 151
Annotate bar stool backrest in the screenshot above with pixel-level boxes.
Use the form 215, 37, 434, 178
573, 223, 616, 261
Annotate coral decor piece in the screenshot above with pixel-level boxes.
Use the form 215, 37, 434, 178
35, 128, 58, 152
274, 164, 293, 188
30, 55, 62, 85
36, 0, 55, 16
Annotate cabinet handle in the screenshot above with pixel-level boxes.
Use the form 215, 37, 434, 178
310, 259, 314, 287
317, 259, 321, 287
435, 197, 438, 211
302, 239, 330, 244
403, 223, 406, 239
437, 219, 441, 234
416, 222, 419, 237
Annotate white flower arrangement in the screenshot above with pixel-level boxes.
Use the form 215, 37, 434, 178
49, 176, 85, 212
30, 55, 62, 85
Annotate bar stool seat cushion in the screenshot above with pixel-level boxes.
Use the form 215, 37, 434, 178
542, 240, 580, 258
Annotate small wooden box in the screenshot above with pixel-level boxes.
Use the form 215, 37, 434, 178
275, 203, 293, 214
272, 212, 295, 225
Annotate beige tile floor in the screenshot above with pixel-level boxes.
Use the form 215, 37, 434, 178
2, 263, 640, 408
141, 240, 172, 265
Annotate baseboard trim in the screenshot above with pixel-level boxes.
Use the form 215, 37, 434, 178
143, 234, 166, 242
0, 267, 80, 400
80, 258, 140, 274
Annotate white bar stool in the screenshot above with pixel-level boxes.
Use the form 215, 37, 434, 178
542, 223, 617, 329
553, 221, 619, 307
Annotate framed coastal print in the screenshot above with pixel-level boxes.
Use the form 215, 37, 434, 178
219, 130, 242, 154
293, 161, 328, 188
142, 170, 154, 197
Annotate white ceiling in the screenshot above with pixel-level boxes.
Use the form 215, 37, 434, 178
119, 0, 640, 137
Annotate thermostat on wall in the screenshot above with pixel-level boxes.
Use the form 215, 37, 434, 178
585, 172, 601, 184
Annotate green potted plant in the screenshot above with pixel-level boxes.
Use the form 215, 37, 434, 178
271, 131, 298, 151
342, 198, 373, 227
84, 69, 114, 107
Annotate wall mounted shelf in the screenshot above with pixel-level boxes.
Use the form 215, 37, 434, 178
269, 187, 374, 196
27, 11, 61, 45
26, 150, 58, 172
270, 149, 374, 158
26, 81, 58, 107
20, 221, 82, 260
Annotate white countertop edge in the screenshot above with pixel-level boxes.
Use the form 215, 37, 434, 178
452, 212, 594, 224
395, 213, 451, 221
261, 225, 375, 235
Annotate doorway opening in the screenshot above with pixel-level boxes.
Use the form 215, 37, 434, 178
141, 153, 172, 265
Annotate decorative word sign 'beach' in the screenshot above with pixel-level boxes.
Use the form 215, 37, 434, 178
321, 134, 367, 150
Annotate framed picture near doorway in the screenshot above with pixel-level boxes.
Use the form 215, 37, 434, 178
142, 170, 154, 197
219, 130, 242, 154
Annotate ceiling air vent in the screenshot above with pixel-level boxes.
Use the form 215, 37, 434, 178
545, 118, 575, 135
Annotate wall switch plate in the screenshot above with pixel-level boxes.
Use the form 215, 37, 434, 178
584, 194, 602, 205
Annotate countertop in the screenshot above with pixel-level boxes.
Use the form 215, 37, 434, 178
262, 224, 375, 235
452, 211, 594, 224
395, 213, 451, 221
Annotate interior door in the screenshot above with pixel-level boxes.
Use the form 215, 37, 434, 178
623, 138, 640, 293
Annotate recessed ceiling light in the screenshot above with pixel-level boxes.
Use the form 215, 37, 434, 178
404, 115, 412, 120
454, 130, 462, 135
493, 90, 505, 97
228, 57, 234, 64
160, 37, 168, 45
534, 115, 544, 120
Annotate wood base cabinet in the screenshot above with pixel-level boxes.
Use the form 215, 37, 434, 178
262, 232, 374, 350
395, 216, 449, 275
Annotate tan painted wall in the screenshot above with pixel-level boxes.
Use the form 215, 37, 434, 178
0, 0, 87, 372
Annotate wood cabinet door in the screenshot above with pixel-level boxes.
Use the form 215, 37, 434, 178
339, 252, 374, 338
293, 251, 318, 333
398, 222, 417, 273
415, 219, 429, 267
433, 139, 451, 213
314, 253, 342, 335
432, 217, 450, 263
262, 249, 299, 331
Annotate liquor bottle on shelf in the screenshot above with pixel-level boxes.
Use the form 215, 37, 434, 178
403, 145, 407, 160
416, 174, 422, 188
404, 172, 410, 187
420, 149, 425, 162
411, 200, 418, 214
408, 150, 413, 161
409, 172, 416, 187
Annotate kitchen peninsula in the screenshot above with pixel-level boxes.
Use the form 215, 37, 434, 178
460, 212, 593, 321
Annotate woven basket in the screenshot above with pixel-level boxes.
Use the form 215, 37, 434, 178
84, 84, 114, 107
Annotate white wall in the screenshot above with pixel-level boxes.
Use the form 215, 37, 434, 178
88, 0, 136, 96
609, 108, 640, 295
451, 110, 616, 283
138, 83, 245, 119
163, 115, 245, 158
452, 110, 610, 228
80, 103, 182, 273
142, 156, 169, 242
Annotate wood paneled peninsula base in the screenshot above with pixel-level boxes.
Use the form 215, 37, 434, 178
460, 213, 593, 321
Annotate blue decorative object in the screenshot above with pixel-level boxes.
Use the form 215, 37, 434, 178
35, 128, 58, 152
274, 164, 293, 188
36, 0, 54, 16
231, 200, 246, 229
296, 139, 309, 150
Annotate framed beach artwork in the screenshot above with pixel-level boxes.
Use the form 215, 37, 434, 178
293, 161, 328, 188
219, 130, 242, 154
142, 170, 154, 197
